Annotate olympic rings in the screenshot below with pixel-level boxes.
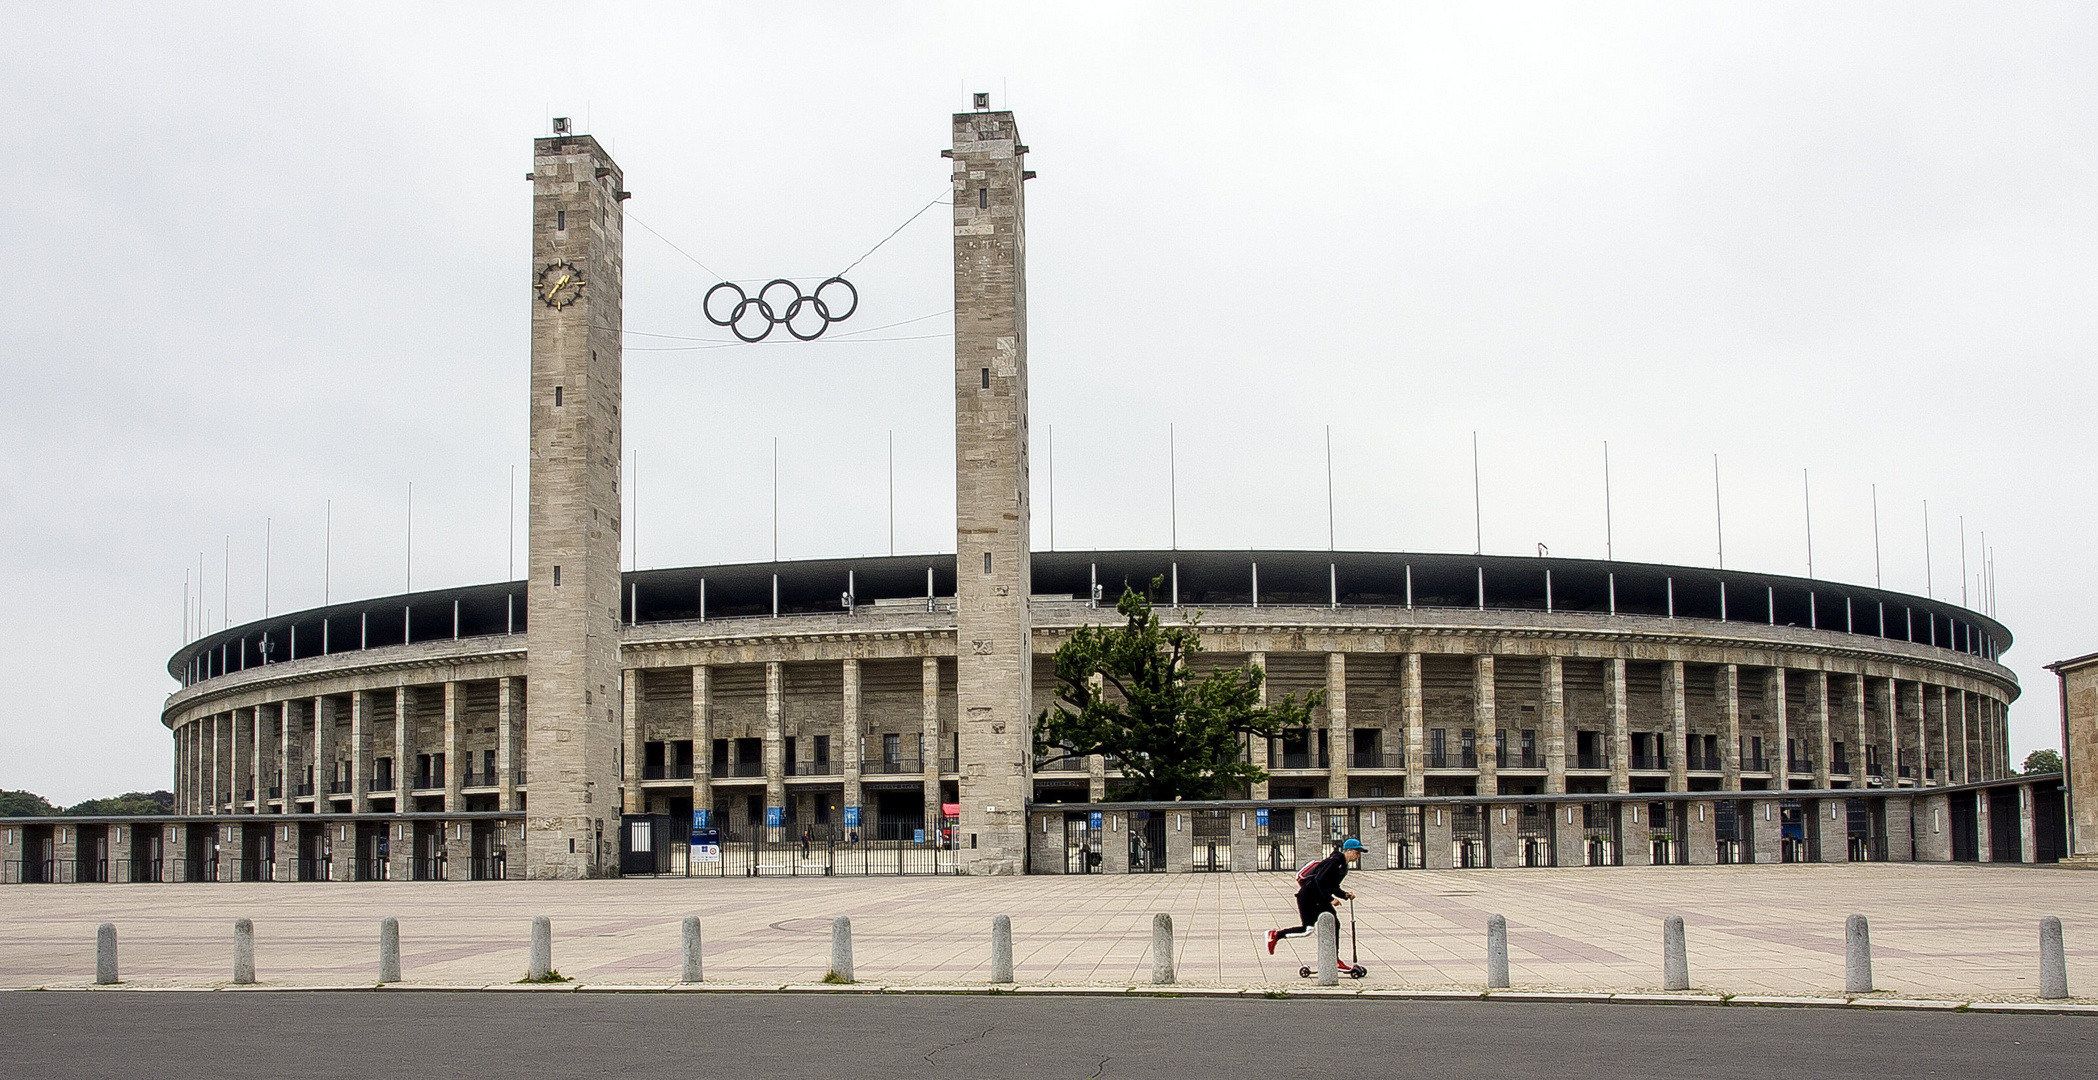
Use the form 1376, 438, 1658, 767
703, 276, 858, 342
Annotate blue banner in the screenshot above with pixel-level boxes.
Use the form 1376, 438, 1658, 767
1088, 811, 1102, 829
692, 809, 711, 830
690, 828, 720, 864
765, 806, 785, 827
913, 828, 926, 844
1256, 809, 1269, 827
843, 806, 861, 828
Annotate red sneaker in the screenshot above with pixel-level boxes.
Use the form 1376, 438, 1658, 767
1265, 929, 1279, 955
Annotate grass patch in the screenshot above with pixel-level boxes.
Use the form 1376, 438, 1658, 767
516, 970, 571, 984
1262, 990, 1289, 1000
821, 971, 852, 985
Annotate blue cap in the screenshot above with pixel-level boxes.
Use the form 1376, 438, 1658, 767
1340, 838, 1364, 851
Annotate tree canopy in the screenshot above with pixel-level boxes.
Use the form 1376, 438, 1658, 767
1033, 581, 1322, 801
2022, 749, 2063, 776
0, 789, 174, 817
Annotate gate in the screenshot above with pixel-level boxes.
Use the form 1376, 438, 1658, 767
471, 821, 507, 880
1779, 800, 1806, 863
1583, 803, 1619, 866
1064, 812, 1101, 874
128, 825, 164, 883
243, 826, 275, 882
1256, 807, 1295, 870
1648, 803, 1677, 865
298, 823, 330, 881
1383, 806, 1422, 869
1128, 812, 1167, 873
1949, 792, 1979, 861
1192, 809, 1231, 871
1518, 804, 1552, 867
1452, 805, 1487, 868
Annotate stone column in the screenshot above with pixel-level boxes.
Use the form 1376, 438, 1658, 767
1766, 668, 1789, 790
1908, 682, 1929, 786
690, 665, 712, 821
273, 820, 299, 881
1606, 658, 1629, 793
1884, 796, 1914, 861
1474, 655, 1497, 796
2019, 783, 2037, 863
1622, 802, 1652, 866
1422, 805, 1454, 870
1810, 672, 1831, 790
350, 691, 370, 812
1914, 792, 1952, 861
1552, 801, 1583, 865
1720, 665, 1741, 791
1101, 812, 1128, 874
1327, 652, 1349, 797
444, 682, 463, 813
1685, 800, 1717, 865
840, 659, 862, 821
1248, 652, 1269, 800
1875, 678, 1899, 783
1933, 685, 1951, 788
1487, 804, 1519, 867
1666, 661, 1688, 793
1749, 798, 1781, 864
276, 701, 294, 812
921, 657, 942, 828
765, 661, 786, 831
171, 725, 185, 813
1976, 789, 1995, 862
232, 707, 252, 811
394, 685, 415, 809
622, 669, 642, 814
1817, 798, 1850, 863
497, 677, 518, 812
1358, 805, 1388, 870
214, 712, 229, 813
387, 819, 411, 881
1087, 672, 1107, 801
1957, 691, 1973, 785
1165, 810, 1193, 872
248, 705, 267, 812
1542, 655, 1566, 795
313, 696, 335, 812
1404, 653, 1427, 797
1849, 675, 1868, 786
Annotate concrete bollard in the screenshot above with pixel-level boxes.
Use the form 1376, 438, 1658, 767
1152, 913, 1175, 985
233, 919, 255, 985
1662, 916, 1689, 992
681, 916, 702, 984
1486, 914, 1510, 989
829, 916, 854, 983
1845, 914, 1873, 993
379, 917, 401, 984
2040, 917, 2068, 1000
95, 923, 118, 985
991, 914, 1014, 984
1316, 912, 1339, 986
529, 916, 553, 981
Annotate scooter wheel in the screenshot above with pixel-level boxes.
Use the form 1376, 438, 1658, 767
1297, 966, 1311, 978
1349, 966, 1369, 979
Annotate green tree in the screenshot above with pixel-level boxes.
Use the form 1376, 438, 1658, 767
0, 790, 58, 817
1033, 581, 1322, 801
2022, 749, 2063, 776
64, 791, 175, 816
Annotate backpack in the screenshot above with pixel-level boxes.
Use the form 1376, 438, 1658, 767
1296, 857, 1323, 885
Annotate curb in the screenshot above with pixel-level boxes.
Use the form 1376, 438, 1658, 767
6, 983, 2096, 1014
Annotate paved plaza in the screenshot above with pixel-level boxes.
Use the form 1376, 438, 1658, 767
2, 865, 2092, 1000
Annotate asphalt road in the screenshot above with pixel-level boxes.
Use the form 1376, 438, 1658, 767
1, 992, 2090, 1079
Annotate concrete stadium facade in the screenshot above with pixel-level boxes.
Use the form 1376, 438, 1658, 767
1, 104, 2042, 885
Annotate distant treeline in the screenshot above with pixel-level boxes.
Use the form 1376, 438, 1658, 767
0, 790, 175, 817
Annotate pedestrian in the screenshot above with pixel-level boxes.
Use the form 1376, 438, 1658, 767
1267, 838, 1361, 954
800, 828, 812, 858
848, 829, 860, 848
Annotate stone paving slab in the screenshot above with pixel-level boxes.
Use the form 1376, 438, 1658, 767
1, 864, 2092, 1004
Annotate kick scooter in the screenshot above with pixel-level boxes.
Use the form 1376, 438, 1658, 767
1297, 899, 1369, 979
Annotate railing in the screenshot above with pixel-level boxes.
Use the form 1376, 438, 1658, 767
1742, 755, 1771, 772
1574, 752, 1611, 770
515, 770, 528, 785
864, 757, 924, 775
1787, 755, 1814, 774
328, 780, 352, 795
267, 786, 282, 799
1034, 755, 1091, 772
1351, 751, 1407, 769
642, 764, 695, 780
1427, 750, 1478, 769
1685, 751, 1720, 772
1867, 764, 1886, 778
470, 855, 507, 881
728, 761, 766, 778
1497, 749, 1539, 769
1831, 758, 1852, 775
794, 760, 838, 776
295, 783, 315, 797
298, 858, 332, 882
414, 774, 442, 791
462, 770, 498, 787
1631, 752, 1668, 772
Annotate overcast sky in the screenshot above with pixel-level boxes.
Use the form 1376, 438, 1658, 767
3, 3, 2092, 803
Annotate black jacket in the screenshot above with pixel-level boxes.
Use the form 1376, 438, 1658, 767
1297, 848, 1350, 904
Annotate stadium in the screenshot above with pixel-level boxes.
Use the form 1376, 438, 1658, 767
5, 102, 2053, 886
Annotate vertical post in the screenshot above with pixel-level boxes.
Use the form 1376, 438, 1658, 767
1316, 912, 1339, 986
991, 914, 1014, 984
1667, 661, 1688, 793
497, 677, 517, 812
1607, 658, 1629, 793
1248, 652, 1270, 801
829, 916, 854, 983
529, 916, 553, 981
443, 682, 462, 814
1486, 914, 1510, 989
922, 657, 942, 836
2040, 917, 2068, 1000
393, 685, 413, 810
1328, 652, 1349, 797
1404, 653, 1426, 798
1662, 916, 1688, 991
1845, 914, 1873, 993
1811, 672, 1832, 790
623, 669, 642, 814
691, 665, 712, 825
350, 691, 370, 814
1475, 655, 1497, 795
233, 919, 255, 985
95, 923, 118, 985
842, 659, 862, 827
765, 662, 785, 835
379, 917, 401, 983
682, 916, 703, 984
1768, 669, 1789, 789
1151, 913, 1175, 985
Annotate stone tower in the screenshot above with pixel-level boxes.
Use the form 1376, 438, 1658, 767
524, 126, 625, 878
949, 100, 1034, 874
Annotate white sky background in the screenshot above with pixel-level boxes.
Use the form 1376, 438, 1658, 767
1, 3, 2091, 803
